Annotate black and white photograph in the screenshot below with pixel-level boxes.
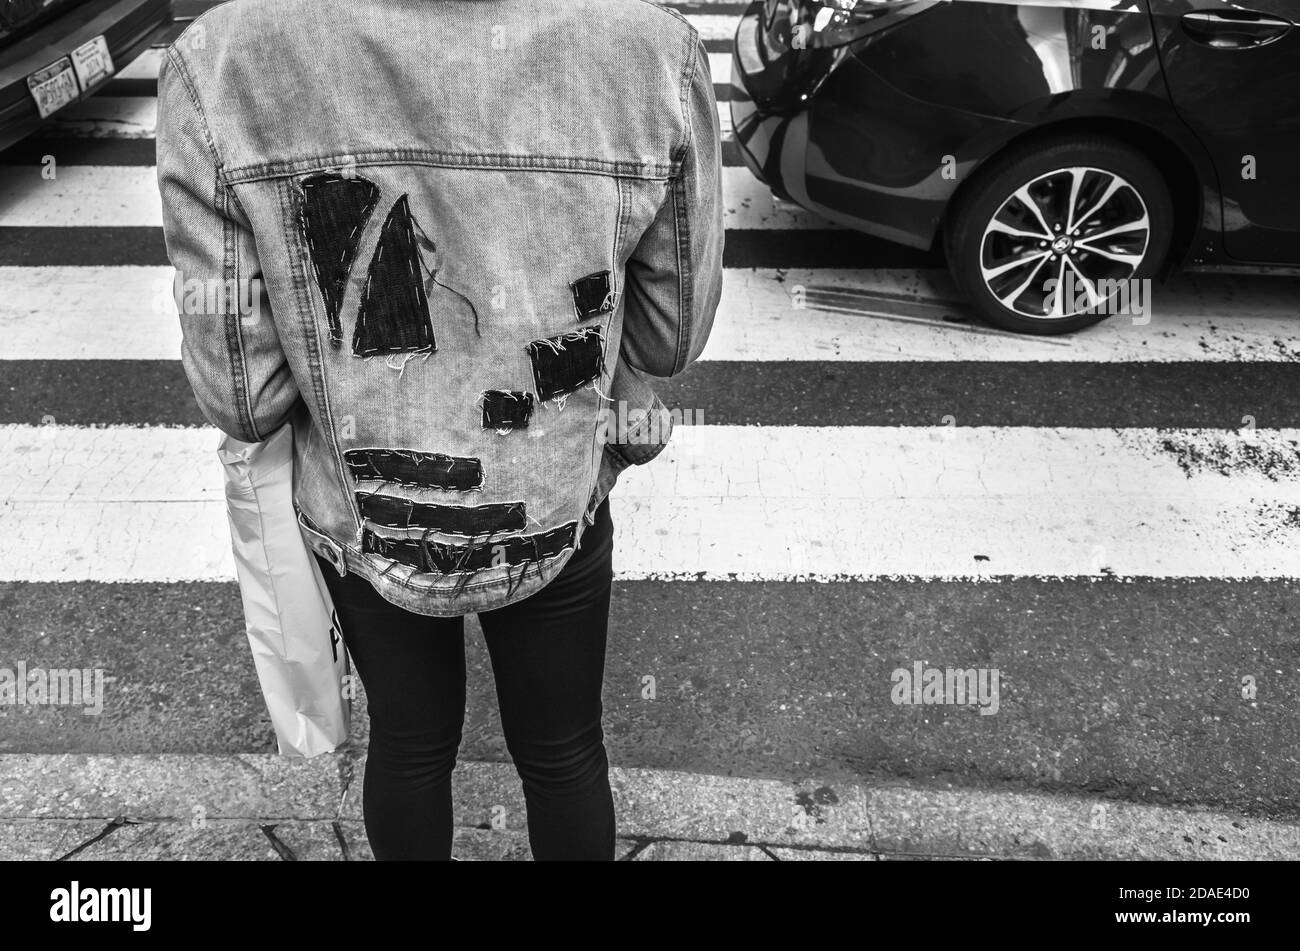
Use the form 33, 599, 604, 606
0, 0, 1293, 917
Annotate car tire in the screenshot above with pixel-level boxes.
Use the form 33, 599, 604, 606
943, 135, 1174, 336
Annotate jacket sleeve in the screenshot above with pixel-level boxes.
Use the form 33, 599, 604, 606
155, 46, 299, 443
620, 33, 725, 379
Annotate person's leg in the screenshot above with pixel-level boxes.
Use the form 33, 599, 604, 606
316, 557, 466, 860
476, 498, 616, 860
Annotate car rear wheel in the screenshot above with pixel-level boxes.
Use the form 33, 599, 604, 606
944, 135, 1173, 335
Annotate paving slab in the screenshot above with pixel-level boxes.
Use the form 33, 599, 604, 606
767, 846, 878, 861
0, 753, 344, 819
0, 819, 111, 861
631, 840, 775, 861
5, 754, 1299, 860
867, 786, 1300, 861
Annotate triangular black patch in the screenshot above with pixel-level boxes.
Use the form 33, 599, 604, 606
354, 194, 437, 356
298, 172, 380, 346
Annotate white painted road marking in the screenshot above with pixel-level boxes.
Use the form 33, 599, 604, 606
31, 96, 736, 142
4, 424, 1298, 581
109, 49, 736, 88
3, 265, 1298, 363
114, 48, 165, 81
0, 165, 830, 230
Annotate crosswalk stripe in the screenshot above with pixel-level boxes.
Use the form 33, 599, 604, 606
40, 96, 159, 139
157, 4, 748, 41
0, 165, 832, 231
0, 167, 158, 227
101, 49, 737, 97
30, 96, 737, 143
5, 424, 1298, 582
0, 137, 158, 167
114, 48, 166, 81
166, 0, 755, 15
3, 265, 1298, 364
112, 48, 742, 85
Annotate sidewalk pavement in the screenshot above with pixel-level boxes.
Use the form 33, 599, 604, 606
3, 751, 1298, 861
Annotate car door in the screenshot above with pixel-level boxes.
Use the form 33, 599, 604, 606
1150, 0, 1300, 263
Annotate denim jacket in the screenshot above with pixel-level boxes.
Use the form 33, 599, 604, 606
156, 0, 724, 615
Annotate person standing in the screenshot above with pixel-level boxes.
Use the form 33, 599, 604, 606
157, 0, 724, 860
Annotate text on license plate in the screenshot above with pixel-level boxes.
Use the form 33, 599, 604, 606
26, 57, 78, 120
25, 35, 116, 121
71, 35, 115, 91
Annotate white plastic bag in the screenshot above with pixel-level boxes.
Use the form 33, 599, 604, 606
218, 423, 350, 757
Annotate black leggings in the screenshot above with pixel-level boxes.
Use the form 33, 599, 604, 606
316, 498, 615, 861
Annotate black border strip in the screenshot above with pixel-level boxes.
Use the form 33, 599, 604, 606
357, 492, 526, 535
0, 136, 747, 169
364, 520, 577, 574
0, 227, 939, 269
344, 448, 483, 490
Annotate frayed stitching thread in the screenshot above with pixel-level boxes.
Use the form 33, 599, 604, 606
447, 529, 482, 596
383, 349, 433, 377
506, 557, 535, 599
411, 215, 481, 337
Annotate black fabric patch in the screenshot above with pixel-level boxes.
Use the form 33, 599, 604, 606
353, 194, 437, 357
357, 492, 526, 535
481, 390, 534, 431
298, 173, 380, 346
344, 448, 482, 490
571, 270, 615, 321
363, 521, 578, 574
525, 327, 605, 403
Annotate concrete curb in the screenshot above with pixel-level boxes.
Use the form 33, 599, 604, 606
2, 753, 1297, 860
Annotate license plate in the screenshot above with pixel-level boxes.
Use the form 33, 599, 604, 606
70, 35, 115, 92
26, 56, 78, 120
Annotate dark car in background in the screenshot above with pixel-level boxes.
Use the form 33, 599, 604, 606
730, 0, 1300, 334
0, 0, 172, 151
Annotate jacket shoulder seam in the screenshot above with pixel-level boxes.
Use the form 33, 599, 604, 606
625, 0, 699, 162
673, 19, 701, 164
162, 46, 224, 174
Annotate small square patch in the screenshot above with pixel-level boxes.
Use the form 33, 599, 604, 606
570, 270, 615, 321
481, 390, 534, 432
526, 327, 605, 403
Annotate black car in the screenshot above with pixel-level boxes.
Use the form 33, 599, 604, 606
730, 0, 1300, 334
0, 0, 172, 152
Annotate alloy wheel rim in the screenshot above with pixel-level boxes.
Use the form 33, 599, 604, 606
978, 166, 1150, 320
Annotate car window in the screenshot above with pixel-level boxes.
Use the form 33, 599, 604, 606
0, 0, 88, 48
